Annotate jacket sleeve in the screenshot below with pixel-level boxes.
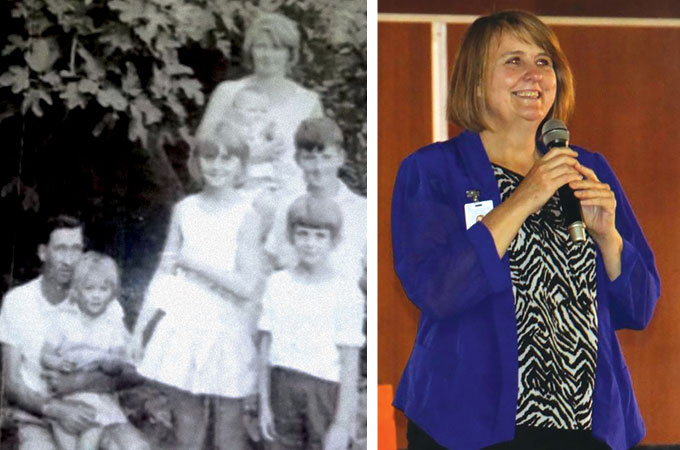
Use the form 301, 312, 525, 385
391, 152, 510, 321
594, 153, 660, 330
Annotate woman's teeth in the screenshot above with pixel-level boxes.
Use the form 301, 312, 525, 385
514, 91, 540, 98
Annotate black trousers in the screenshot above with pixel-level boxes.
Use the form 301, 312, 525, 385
407, 420, 612, 450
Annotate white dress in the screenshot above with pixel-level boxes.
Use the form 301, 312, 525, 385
137, 194, 258, 398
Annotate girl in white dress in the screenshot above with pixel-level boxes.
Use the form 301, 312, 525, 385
129, 128, 268, 450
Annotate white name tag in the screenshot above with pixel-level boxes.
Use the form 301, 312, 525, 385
464, 200, 494, 229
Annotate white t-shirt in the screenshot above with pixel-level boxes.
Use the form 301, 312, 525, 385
265, 182, 367, 281
45, 299, 129, 369
258, 270, 365, 383
0, 277, 71, 395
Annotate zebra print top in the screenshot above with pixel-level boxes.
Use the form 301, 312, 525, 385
492, 164, 599, 431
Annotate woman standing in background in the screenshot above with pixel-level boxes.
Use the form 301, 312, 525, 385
196, 12, 323, 195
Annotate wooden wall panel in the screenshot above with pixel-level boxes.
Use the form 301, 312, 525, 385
446, 27, 467, 139
377, 22, 433, 450
379, 0, 680, 18
551, 25, 680, 443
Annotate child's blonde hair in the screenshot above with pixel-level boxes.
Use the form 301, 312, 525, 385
286, 195, 343, 244
187, 123, 250, 187
70, 251, 120, 300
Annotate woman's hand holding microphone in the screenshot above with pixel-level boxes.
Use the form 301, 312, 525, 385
483, 146, 621, 274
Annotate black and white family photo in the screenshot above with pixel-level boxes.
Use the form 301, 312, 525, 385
0, 1, 366, 449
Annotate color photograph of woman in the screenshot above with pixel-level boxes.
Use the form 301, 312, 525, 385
379, 3, 680, 450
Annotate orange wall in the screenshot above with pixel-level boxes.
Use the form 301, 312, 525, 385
378, 19, 680, 448
377, 22, 433, 448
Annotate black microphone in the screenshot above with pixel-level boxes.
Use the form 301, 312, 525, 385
540, 119, 586, 243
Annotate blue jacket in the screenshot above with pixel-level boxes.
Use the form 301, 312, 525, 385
391, 131, 660, 450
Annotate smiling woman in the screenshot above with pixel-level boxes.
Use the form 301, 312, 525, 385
390, 10, 660, 450
483, 35, 556, 130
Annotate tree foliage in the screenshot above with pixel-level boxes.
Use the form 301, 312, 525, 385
0, 0, 367, 199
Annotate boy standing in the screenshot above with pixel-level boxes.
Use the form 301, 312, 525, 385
258, 195, 365, 450
264, 117, 366, 284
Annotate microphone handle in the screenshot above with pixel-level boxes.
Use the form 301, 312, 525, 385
557, 184, 586, 242
546, 141, 586, 243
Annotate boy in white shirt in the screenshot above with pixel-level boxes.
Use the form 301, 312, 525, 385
264, 117, 366, 284
258, 195, 365, 450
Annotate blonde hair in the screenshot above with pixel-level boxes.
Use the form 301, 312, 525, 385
243, 12, 300, 71
187, 122, 250, 187
447, 10, 575, 132
70, 251, 120, 300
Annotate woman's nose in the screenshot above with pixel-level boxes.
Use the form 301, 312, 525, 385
524, 66, 543, 81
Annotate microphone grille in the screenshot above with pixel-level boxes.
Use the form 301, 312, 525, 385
541, 119, 569, 148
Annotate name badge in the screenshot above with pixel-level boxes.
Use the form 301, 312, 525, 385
464, 200, 494, 229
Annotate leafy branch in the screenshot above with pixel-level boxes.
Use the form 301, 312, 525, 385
0, 0, 367, 203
